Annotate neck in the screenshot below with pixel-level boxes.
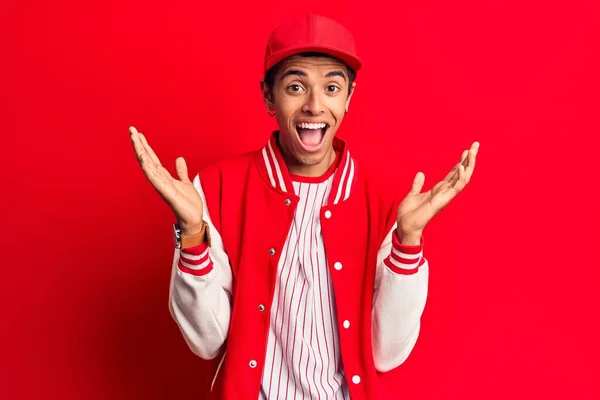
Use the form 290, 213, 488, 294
285, 147, 336, 178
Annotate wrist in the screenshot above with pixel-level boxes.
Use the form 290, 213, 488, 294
396, 229, 422, 246
180, 222, 204, 236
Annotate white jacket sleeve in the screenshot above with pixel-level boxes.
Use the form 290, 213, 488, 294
372, 222, 429, 372
168, 174, 233, 360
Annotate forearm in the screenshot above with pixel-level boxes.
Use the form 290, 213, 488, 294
372, 229, 429, 372
169, 243, 232, 360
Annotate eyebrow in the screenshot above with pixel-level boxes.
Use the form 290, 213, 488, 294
280, 69, 347, 81
325, 70, 347, 81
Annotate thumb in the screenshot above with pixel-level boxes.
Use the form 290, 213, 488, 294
175, 157, 191, 183
408, 172, 425, 195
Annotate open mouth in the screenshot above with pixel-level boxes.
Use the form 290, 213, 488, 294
295, 122, 329, 152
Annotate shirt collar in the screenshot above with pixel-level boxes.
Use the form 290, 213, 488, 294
257, 131, 356, 204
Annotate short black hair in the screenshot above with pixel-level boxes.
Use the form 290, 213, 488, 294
264, 52, 356, 97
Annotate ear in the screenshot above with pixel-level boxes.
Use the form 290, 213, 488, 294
345, 81, 357, 112
260, 79, 273, 109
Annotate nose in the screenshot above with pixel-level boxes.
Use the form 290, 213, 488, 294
302, 90, 325, 115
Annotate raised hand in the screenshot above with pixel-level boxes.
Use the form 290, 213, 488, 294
396, 142, 480, 243
129, 126, 204, 235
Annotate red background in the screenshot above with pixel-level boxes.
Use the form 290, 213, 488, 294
2, 0, 599, 398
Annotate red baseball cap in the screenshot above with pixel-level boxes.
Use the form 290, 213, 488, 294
263, 14, 362, 74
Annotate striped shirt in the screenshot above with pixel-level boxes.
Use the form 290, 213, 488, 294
259, 172, 350, 400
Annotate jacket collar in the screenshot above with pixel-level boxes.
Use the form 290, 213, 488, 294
257, 131, 356, 204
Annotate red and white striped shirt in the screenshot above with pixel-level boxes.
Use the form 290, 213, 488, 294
260, 172, 351, 400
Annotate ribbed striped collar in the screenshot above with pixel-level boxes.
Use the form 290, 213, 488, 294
257, 131, 356, 204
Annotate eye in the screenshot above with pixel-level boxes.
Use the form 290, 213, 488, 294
288, 84, 304, 92
326, 85, 341, 93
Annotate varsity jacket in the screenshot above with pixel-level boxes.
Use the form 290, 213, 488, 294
168, 132, 429, 399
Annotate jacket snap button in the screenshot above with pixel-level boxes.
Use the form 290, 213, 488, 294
352, 375, 361, 384
269, 248, 276, 256
258, 304, 265, 312
334, 262, 342, 270
343, 320, 350, 329
249, 360, 257, 368
324, 210, 332, 219
284, 198, 292, 206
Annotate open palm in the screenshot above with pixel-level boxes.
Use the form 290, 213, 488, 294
397, 142, 479, 236
129, 126, 204, 234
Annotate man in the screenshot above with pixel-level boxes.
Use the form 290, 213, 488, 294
130, 14, 478, 400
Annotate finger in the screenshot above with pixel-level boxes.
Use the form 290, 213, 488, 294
461, 149, 469, 161
408, 172, 425, 195
130, 126, 148, 164
444, 150, 468, 183
129, 128, 180, 203
460, 149, 469, 167
443, 142, 479, 187
175, 157, 192, 183
454, 149, 471, 183
138, 132, 163, 167
445, 161, 463, 188
452, 164, 467, 191
450, 148, 472, 185
129, 128, 165, 187
429, 183, 458, 213
461, 142, 479, 163
443, 163, 458, 183
464, 147, 477, 184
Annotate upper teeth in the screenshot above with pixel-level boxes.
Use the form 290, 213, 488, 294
297, 122, 326, 129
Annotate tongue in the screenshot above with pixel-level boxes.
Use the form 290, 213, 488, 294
298, 128, 324, 146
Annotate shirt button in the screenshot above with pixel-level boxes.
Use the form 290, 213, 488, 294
334, 262, 342, 271
284, 198, 292, 206
258, 304, 265, 312
324, 210, 332, 219
269, 248, 276, 256
249, 360, 257, 368
352, 375, 361, 384
343, 320, 350, 329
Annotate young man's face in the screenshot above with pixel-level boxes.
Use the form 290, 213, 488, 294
262, 55, 356, 176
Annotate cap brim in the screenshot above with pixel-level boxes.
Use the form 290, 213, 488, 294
264, 45, 362, 74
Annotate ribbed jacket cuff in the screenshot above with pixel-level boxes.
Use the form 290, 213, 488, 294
178, 242, 214, 276
383, 232, 425, 275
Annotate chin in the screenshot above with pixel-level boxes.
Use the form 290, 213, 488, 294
294, 150, 327, 166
